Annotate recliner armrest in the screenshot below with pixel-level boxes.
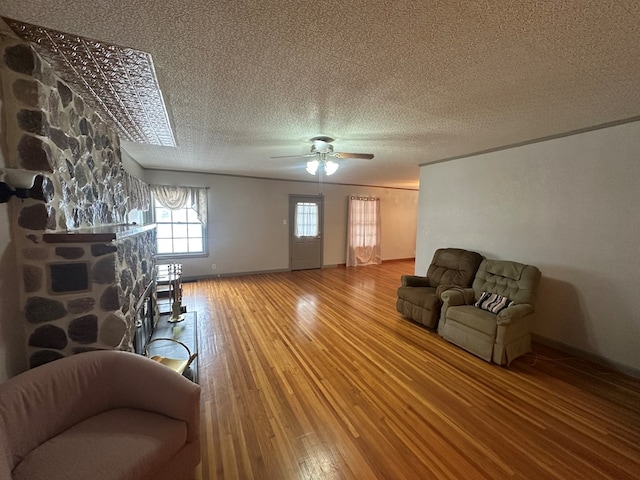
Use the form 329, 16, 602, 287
497, 303, 534, 325
400, 275, 431, 287
440, 287, 474, 306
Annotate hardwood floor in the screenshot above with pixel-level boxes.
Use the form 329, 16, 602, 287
183, 260, 640, 480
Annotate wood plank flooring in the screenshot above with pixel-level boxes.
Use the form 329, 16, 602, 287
182, 260, 640, 480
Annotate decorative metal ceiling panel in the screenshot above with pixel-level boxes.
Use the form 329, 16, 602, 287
4, 17, 176, 147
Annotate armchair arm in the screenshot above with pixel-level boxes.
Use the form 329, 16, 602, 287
400, 275, 431, 287
496, 304, 535, 325
440, 287, 475, 306
104, 351, 201, 443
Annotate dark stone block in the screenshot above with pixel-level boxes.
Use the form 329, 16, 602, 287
75, 164, 88, 187
119, 269, 133, 294
4, 44, 35, 74
69, 136, 81, 160
85, 135, 93, 152
121, 296, 130, 315
55, 246, 85, 259
23, 264, 43, 292
12, 79, 40, 107
29, 350, 65, 369
92, 255, 116, 284
46, 206, 57, 230
69, 109, 79, 135
68, 314, 98, 343
18, 135, 53, 172
79, 117, 89, 135
66, 159, 75, 176
48, 90, 59, 120
25, 296, 67, 324
50, 263, 89, 293
100, 313, 126, 347
17, 109, 49, 136
68, 297, 96, 314
57, 81, 73, 107
28, 175, 46, 202
29, 324, 68, 349
74, 96, 84, 116
100, 285, 120, 311
49, 128, 69, 151
18, 204, 49, 230
81, 184, 95, 202
40, 175, 56, 202
93, 202, 110, 224
91, 243, 117, 257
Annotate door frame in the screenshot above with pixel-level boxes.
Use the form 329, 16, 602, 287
289, 194, 324, 270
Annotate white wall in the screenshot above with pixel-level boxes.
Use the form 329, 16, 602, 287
417, 120, 640, 373
144, 170, 418, 278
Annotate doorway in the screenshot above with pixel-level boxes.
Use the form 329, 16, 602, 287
289, 195, 323, 270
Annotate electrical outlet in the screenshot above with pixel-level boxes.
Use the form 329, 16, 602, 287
211, 264, 217, 270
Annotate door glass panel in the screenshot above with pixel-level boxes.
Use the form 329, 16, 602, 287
295, 202, 318, 237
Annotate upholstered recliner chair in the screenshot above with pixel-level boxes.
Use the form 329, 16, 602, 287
0, 350, 201, 480
396, 248, 483, 329
438, 258, 541, 365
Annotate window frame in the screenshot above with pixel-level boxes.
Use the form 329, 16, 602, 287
152, 198, 208, 259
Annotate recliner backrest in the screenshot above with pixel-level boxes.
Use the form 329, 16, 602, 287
472, 259, 541, 305
426, 248, 483, 288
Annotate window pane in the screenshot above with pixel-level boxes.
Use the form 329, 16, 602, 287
188, 238, 203, 252
172, 209, 187, 223
173, 224, 188, 238
186, 208, 200, 222
152, 192, 207, 256
173, 238, 189, 253
295, 202, 318, 237
157, 239, 173, 254
156, 208, 172, 222
188, 224, 203, 237
157, 224, 173, 238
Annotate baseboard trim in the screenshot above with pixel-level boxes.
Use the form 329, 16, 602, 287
183, 267, 291, 282
532, 334, 640, 379
335, 258, 415, 268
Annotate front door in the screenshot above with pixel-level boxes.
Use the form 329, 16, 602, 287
289, 195, 323, 270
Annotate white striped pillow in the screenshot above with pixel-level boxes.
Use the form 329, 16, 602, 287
474, 291, 514, 313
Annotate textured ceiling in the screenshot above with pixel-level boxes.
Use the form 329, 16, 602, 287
1, 1, 639, 189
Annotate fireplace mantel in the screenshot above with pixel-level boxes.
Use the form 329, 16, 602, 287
43, 224, 156, 243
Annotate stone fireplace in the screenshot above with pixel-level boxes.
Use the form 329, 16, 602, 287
23, 225, 156, 367
1, 32, 155, 367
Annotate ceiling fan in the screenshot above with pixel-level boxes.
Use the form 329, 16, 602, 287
271, 136, 374, 176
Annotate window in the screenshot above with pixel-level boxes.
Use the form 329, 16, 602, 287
346, 196, 381, 266
295, 202, 319, 237
150, 185, 207, 256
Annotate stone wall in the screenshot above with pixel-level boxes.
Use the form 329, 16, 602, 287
23, 229, 156, 368
0, 33, 154, 367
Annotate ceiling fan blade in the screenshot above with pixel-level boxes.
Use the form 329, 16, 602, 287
270, 153, 316, 159
331, 152, 374, 160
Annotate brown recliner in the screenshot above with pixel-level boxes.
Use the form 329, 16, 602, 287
396, 248, 483, 329
438, 258, 541, 365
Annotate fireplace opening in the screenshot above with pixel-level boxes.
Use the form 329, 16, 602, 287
133, 280, 156, 354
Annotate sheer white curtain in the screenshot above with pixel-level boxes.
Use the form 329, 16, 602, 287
150, 185, 207, 225
295, 202, 319, 237
346, 196, 381, 266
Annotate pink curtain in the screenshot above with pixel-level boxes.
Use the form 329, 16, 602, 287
346, 196, 381, 266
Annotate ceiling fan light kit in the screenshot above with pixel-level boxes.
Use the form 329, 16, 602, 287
272, 136, 374, 176
306, 159, 339, 176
